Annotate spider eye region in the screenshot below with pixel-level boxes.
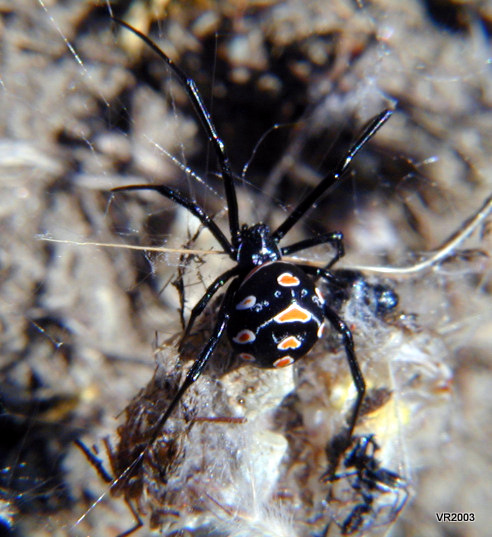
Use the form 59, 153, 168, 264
227, 261, 325, 368
236, 223, 281, 267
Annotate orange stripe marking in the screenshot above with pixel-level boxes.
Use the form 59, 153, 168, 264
274, 304, 311, 323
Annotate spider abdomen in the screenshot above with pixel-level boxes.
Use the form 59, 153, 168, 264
227, 261, 325, 368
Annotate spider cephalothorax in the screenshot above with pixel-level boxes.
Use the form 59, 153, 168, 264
235, 223, 281, 267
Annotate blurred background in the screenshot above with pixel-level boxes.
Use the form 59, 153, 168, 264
0, 1, 490, 536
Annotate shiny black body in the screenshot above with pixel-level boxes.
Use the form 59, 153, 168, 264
110, 18, 393, 480
227, 262, 325, 367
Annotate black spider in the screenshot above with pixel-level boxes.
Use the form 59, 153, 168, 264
324, 435, 409, 535
111, 18, 393, 473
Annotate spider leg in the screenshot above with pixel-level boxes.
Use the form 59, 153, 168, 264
179, 266, 241, 351
323, 304, 366, 446
272, 109, 393, 242
281, 231, 344, 267
101, 279, 240, 493
112, 184, 234, 257
111, 18, 240, 248
74, 439, 113, 484
116, 501, 144, 537
329, 469, 360, 481
297, 263, 340, 286
75, 439, 143, 537
146, 278, 239, 445
300, 264, 366, 465
342, 503, 372, 535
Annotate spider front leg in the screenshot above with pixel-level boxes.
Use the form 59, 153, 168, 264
111, 184, 234, 256
111, 17, 240, 246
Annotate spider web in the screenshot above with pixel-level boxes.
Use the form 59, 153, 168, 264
0, 1, 491, 536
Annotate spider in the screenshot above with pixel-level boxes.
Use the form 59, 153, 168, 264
111, 18, 393, 471
324, 434, 408, 535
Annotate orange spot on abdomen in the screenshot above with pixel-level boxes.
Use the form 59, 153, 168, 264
277, 273, 300, 286
277, 336, 302, 350
274, 304, 311, 323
